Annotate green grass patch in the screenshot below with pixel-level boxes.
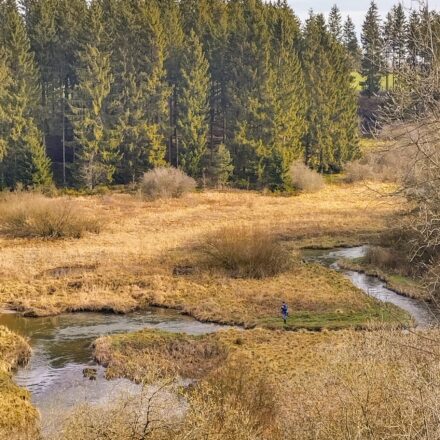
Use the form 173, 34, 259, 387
351, 71, 396, 92
258, 305, 411, 331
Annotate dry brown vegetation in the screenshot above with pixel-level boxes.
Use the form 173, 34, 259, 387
76, 327, 440, 440
141, 167, 196, 200
0, 184, 405, 328
0, 325, 39, 440
289, 161, 324, 192
0, 192, 101, 239
202, 225, 292, 278
95, 330, 228, 383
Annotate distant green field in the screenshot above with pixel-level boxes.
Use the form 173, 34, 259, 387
351, 71, 396, 92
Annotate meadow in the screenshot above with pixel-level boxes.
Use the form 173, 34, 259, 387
0, 181, 416, 438
0, 183, 405, 329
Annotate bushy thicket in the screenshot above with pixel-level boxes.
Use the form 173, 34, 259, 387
0, 193, 101, 238
141, 168, 196, 200
289, 161, 324, 192
203, 226, 291, 278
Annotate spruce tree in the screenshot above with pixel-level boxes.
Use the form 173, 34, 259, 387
392, 4, 407, 72
176, 31, 210, 178
361, 1, 384, 96
0, 55, 11, 165
268, 0, 306, 189
204, 143, 233, 187
407, 10, 421, 68
303, 13, 359, 172
111, 0, 170, 183
328, 4, 343, 42
343, 16, 361, 70
383, 10, 394, 90
69, 1, 117, 188
225, 0, 274, 186
0, 0, 52, 187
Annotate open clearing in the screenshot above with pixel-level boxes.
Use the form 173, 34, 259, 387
0, 182, 422, 438
0, 183, 406, 329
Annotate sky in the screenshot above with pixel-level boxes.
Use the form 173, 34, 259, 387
288, 0, 440, 31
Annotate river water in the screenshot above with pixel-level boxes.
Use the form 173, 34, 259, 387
0, 308, 228, 434
303, 246, 437, 327
0, 246, 437, 434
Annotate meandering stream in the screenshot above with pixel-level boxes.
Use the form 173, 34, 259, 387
0, 246, 437, 434
303, 246, 437, 327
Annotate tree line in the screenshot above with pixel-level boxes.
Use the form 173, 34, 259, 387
0, 0, 362, 190
360, 1, 440, 96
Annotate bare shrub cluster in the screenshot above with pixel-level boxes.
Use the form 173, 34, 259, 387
60, 329, 440, 440
202, 226, 292, 278
0, 192, 101, 239
344, 145, 418, 184
365, 245, 414, 276
289, 161, 324, 192
141, 167, 196, 200
57, 356, 281, 440
56, 381, 183, 440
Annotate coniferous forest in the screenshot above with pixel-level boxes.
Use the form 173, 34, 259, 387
0, 0, 436, 190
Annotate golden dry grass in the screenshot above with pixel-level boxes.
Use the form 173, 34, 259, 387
91, 326, 440, 440
0, 325, 39, 439
0, 183, 406, 328
0, 192, 101, 239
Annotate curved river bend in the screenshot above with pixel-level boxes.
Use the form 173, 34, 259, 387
304, 246, 437, 327
0, 308, 228, 434
0, 246, 437, 434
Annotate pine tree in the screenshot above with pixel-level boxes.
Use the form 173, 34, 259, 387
361, 1, 384, 96
343, 16, 361, 70
225, 0, 274, 186
204, 143, 233, 187
328, 4, 343, 42
176, 31, 210, 178
69, 1, 117, 188
303, 13, 359, 172
268, 0, 306, 189
0, 0, 52, 188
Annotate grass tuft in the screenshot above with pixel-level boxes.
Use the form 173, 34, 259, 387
0, 192, 101, 239
202, 226, 292, 279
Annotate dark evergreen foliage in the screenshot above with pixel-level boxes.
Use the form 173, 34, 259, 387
9, 0, 436, 189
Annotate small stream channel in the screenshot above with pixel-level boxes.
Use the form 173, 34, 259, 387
303, 246, 437, 327
0, 246, 437, 434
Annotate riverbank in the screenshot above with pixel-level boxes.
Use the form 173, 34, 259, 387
338, 258, 426, 300
0, 325, 39, 439
89, 326, 440, 440
0, 183, 406, 330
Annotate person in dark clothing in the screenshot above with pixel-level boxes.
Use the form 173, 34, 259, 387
281, 302, 288, 325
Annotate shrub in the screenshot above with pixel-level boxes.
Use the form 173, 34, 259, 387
344, 159, 377, 183
0, 192, 101, 239
344, 147, 416, 184
289, 162, 324, 192
141, 167, 196, 200
203, 226, 291, 278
